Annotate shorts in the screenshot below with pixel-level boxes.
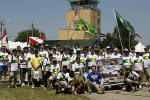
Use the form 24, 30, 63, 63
31, 68, 42, 79
73, 75, 84, 83
145, 68, 150, 77
20, 68, 27, 76
42, 71, 51, 80
46, 72, 51, 79
10, 71, 18, 78
0, 65, 8, 72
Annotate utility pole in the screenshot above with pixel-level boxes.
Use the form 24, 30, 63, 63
32, 22, 34, 37
0, 18, 5, 46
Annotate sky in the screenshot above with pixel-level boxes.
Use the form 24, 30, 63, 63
0, 0, 150, 45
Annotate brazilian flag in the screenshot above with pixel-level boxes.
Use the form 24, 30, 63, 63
75, 19, 96, 36
114, 9, 135, 35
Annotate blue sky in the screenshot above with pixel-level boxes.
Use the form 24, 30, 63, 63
0, 0, 149, 45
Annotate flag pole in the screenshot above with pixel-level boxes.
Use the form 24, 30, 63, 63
129, 32, 131, 50
113, 8, 124, 51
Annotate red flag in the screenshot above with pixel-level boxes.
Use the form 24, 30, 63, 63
2, 28, 10, 54
2, 28, 9, 48
135, 32, 142, 38
29, 36, 44, 45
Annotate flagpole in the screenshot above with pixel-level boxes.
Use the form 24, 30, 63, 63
129, 32, 131, 50
0, 18, 5, 47
113, 8, 123, 51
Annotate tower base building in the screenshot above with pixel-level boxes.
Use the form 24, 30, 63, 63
59, 0, 101, 40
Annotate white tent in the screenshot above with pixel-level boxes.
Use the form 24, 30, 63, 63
0, 41, 28, 50
135, 42, 145, 52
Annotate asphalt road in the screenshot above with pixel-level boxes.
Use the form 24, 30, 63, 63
86, 87, 150, 100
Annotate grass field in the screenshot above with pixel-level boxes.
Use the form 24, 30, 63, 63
0, 84, 89, 100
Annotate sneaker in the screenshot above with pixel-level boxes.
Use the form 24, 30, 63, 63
40, 85, 44, 88
8, 86, 10, 88
139, 85, 142, 90
146, 82, 149, 87
32, 85, 35, 89
88, 90, 92, 94
43, 86, 48, 92
131, 87, 135, 93
21, 83, 25, 87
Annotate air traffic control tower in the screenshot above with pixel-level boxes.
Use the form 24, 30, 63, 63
59, 0, 101, 40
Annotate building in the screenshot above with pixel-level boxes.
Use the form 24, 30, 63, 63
59, 0, 101, 40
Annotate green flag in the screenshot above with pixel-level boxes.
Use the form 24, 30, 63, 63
75, 19, 96, 36
114, 9, 135, 35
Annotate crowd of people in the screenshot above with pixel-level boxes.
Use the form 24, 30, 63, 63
0, 43, 150, 95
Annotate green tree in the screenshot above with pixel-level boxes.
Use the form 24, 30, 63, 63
15, 29, 45, 42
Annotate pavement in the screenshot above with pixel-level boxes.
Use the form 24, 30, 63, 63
85, 87, 150, 100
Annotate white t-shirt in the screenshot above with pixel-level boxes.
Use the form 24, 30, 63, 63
132, 56, 143, 71
129, 52, 136, 58
82, 55, 88, 64
8, 55, 19, 71
104, 53, 112, 59
87, 54, 98, 67
143, 53, 150, 68
19, 56, 26, 68
111, 53, 122, 58
70, 54, 77, 64
26, 53, 35, 68
62, 54, 71, 69
123, 56, 132, 67
97, 55, 104, 60
0, 52, 8, 66
52, 53, 62, 62
72, 62, 84, 75
57, 72, 72, 84
39, 50, 48, 61
43, 58, 53, 72
50, 64, 60, 75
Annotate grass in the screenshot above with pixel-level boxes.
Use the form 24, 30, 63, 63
0, 84, 89, 100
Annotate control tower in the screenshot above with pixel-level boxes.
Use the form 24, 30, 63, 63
59, 0, 101, 40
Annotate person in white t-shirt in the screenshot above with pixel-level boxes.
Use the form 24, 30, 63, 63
52, 48, 62, 68
104, 47, 112, 59
112, 47, 122, 58
48, 60, 60, 87
129, 47, 136, 58
132, 52, 144, 89
26, 48, 35, 86
62, 48, 71, 71
55, 66, 72, 94
43, 53, 53, 88
97, 49, 104, 60
123, 49, 132, 69
142, 48, 150, 87
8, 49, 19, 88
0, 46, 9, 82
19, 52, 27, 87
72, 57, 84, 95
87, 50, 98, 72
